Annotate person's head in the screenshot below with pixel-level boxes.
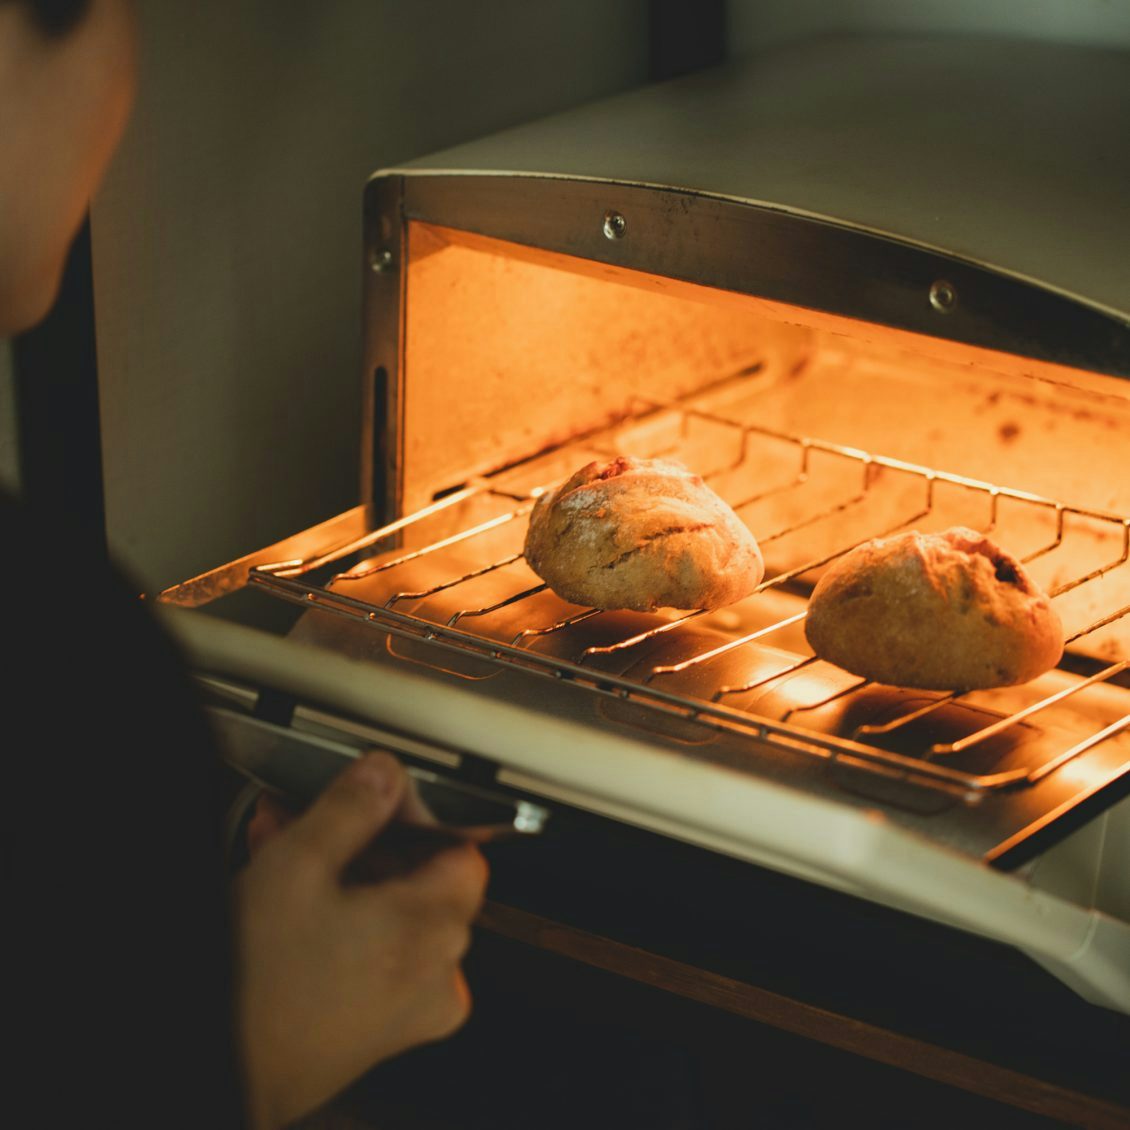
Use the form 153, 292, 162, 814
0, 0, 136, 334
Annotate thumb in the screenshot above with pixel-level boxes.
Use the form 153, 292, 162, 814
290, 751, 407, 873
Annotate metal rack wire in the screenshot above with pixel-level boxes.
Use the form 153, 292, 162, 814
246, 394, 1130, 799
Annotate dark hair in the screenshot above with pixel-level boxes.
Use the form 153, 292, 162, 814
12, 0, 92, 36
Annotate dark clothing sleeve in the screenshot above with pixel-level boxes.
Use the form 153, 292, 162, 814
3, 492, 245, 1126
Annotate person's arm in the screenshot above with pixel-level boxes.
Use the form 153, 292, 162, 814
233, 751, 488, 1130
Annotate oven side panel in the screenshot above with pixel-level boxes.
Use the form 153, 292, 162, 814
361, 176, 407, 526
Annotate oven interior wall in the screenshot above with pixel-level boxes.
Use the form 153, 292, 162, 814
399, 225, 1130, 667
400, 223, 810, 517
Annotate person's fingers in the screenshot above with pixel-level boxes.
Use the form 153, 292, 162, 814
287, 751, 407, 874
392, 772, 438, 827
380, 842, 489, 919
245, 792, 298, 857
421, 969, 473, 1043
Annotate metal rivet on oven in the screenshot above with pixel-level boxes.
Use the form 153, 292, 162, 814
929, 279, 957, 313
603, 210, 627, 240
369, 246, 394, 273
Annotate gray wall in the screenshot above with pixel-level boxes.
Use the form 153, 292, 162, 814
92, 0, 648, 591
730, 0, 1130, 53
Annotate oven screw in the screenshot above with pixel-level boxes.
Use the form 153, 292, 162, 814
603, 210, 627, 240
929, 279, 957, 313
369, 246, 394, 273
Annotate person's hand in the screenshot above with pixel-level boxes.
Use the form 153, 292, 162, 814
233, 751, 488, 1130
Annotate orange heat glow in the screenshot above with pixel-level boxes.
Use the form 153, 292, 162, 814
400, 222, 1130, 666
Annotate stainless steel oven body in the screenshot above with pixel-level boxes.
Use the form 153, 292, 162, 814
161, 36, 1130, 1013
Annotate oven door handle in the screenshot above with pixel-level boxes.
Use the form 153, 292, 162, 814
205, 702, 550, 844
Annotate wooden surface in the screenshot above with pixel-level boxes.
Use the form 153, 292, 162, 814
477, 900, 1130, 1130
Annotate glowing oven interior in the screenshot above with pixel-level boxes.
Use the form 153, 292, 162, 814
212, 222, 1130, 819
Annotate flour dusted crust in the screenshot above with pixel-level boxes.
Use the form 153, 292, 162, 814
523, 456, 764, 611
804, 527, 1064, 691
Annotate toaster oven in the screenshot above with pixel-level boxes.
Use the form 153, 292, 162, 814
157, 35, 1128, 1123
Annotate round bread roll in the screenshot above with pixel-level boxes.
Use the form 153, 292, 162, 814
523, 456, 764, 612
804, 527, 1064, 691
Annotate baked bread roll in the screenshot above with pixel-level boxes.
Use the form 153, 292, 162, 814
524, 456, 764, 611
805, 527, 1064, 691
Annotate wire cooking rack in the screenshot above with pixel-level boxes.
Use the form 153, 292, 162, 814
247, 395, 1130, 799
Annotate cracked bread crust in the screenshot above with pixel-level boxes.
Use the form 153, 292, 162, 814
523, 456, 765, 611
804, 527, 1064, 690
